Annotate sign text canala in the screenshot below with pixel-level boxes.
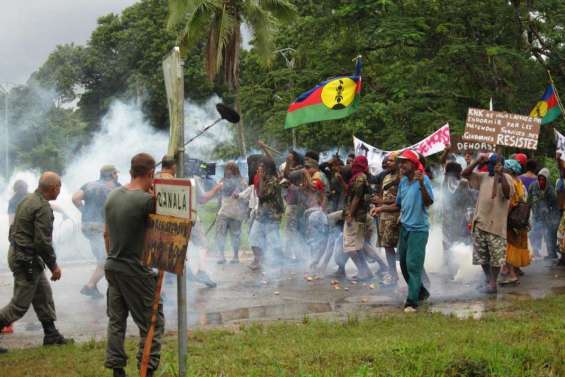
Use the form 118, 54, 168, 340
154, 178, 193, 220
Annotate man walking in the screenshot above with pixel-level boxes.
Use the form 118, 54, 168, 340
73, 165, 120, 298
104, 153, 162, 377
372, 150, 434, 312
0, 172, 73, 353
463, 154, 513, 294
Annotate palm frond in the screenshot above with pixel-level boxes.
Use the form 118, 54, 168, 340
242, 2, 276, 65
206, 4, 237, 81
257, 0, 297, 22
166, 0, 191, 30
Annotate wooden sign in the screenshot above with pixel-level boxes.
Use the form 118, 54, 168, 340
464, 108, 541, 150
154, 178, 193, 220
451, 135, 496, 153
141, 214, 192, 274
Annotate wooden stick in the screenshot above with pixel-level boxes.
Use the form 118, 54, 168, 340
548, 70, 565, 118
140, 270, 165, 377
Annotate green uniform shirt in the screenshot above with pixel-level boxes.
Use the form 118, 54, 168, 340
104, 187, 155, 276
9, 190, 57, 271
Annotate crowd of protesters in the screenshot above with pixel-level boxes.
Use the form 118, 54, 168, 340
3, 146, 565, 375
201, 142, 565, 313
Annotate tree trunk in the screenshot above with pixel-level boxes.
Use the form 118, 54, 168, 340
235, 93, 247, 157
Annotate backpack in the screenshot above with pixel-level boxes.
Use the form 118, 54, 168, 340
508, 201, 530, 230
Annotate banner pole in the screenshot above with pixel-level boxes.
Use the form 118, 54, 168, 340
548, 70, 565, 118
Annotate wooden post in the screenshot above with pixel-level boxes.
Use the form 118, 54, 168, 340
140, 270, 165, 377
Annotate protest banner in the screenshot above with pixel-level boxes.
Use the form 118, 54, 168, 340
451, 135, 496, 153
464, 108, 540, 150
142, 214, 192, 274
554, 129, 565, 162
354, 123, 450, 173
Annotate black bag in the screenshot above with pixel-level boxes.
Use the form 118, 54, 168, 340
508, 201, 530, 230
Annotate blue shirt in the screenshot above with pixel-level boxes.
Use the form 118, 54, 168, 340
396, 175, 434, 232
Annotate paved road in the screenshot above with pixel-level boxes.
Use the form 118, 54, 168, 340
0, 254, 563, 349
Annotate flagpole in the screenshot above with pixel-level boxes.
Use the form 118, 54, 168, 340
548, 70, 565, 118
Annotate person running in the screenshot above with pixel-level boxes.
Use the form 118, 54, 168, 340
463, 153, 513, 294
213, 161, 247, 264
343, 156, 373, 282
373, 150, 434, 312
441, 161, 474, 276
73, 165, 121, 298
0, 172, 73, 353
374, 152, 401, 286
248, 157, 285, 270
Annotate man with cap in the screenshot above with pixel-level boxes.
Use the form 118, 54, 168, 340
372, 150, 434, 312
156, 155, 176, 179
73, 164, 121, 298
0, 172, 73, 352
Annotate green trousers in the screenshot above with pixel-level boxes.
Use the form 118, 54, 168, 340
398, 226, 428, 307
0, 247, 56, 326
105, 270, 164, 372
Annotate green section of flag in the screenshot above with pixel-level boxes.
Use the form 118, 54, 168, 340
284, 96, 360, 129
542, 106, 562, 125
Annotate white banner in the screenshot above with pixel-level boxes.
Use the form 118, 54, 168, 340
353, 124, 450, 174
554, 129, 565, 162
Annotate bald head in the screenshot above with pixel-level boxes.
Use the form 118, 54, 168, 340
38, 172, 62, 200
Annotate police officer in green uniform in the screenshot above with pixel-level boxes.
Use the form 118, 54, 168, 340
104, 153, 162, 377
0, 172, 73, 353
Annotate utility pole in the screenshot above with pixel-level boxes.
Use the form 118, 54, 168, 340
0, 83, 14, 178
275, 48, 297, 150
162, 47, 188, 377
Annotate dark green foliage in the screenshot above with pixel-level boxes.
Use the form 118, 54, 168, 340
11, 0, 565, 170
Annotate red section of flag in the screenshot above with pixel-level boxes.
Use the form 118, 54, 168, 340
287, 87, 323, 113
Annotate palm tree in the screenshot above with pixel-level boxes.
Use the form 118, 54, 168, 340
167, 0, 296, 156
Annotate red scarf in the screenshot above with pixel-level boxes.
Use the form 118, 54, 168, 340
348, 156, 369, 188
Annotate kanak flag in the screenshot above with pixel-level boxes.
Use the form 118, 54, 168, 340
284, 58, 362, 129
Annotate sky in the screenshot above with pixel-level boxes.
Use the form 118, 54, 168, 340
0, 0, 138, 85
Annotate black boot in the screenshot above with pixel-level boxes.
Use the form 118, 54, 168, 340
113, 368, 127, 377
41, 321, 74, 346
0, 346, 7, 354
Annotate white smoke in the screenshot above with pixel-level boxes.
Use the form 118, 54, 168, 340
0, 95, 229, 268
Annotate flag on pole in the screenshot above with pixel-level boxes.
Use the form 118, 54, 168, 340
530, 84, 562, 125
284, 58, 362, 129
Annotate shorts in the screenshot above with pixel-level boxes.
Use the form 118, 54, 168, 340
249, 219, 281, 252
377, 216, 400, 248
343, 221, 365, 252
82, 223, 106, 265
472, 227, 507, 267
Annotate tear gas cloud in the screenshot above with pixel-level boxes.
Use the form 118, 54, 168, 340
0, 95, 232, 267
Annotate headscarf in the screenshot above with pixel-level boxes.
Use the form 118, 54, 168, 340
512, 153, 527, 169
488, 153, 505, 199
487, 153, 504, 177
504, 159, 522, 175
398, 149, 424, 172
349, 155, 369, 186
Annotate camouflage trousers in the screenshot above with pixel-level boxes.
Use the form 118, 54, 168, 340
472, 227, 507, 267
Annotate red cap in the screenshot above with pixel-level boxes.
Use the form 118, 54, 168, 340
398, 149, 424, 172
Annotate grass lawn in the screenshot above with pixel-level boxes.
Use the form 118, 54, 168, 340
1, 295, 564, 377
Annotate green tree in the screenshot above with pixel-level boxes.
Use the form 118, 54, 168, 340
167, 0, 296, 155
